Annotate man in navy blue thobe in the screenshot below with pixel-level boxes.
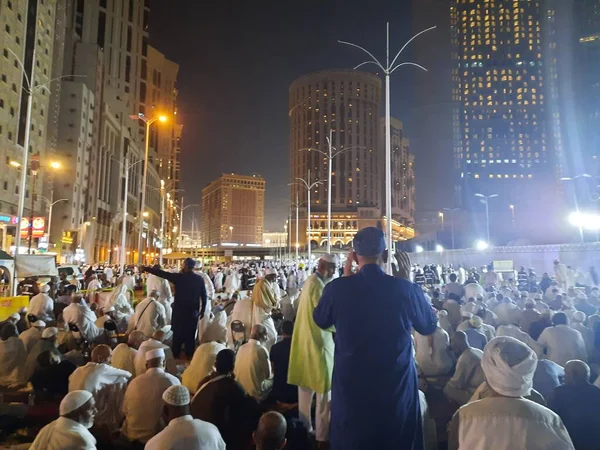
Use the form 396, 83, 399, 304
142, 258, 207, 358
313, 227, 438, 450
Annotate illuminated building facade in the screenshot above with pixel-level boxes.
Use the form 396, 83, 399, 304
200, 174, 265, 246
450, 0, 564, 239
289, 70, 415, 248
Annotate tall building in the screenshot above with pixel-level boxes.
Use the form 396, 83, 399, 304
0, 0, 60, 248
450, 0, 565, 240
289, 70, 414, 249
381, 117, 416, 227
50, 0, 179, 263
201, 174, 265, 246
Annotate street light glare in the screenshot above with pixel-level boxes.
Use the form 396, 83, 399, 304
143, 211, 149, 218
415, 245, 424, 253
158, 115, 168, 123
568, 211, 600, 230
10, 161, 21, 168
435, 244, 444, 252
475, 240, 489, 251
49, 161, 61, 169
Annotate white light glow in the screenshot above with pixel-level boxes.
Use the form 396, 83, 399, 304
568, 211, 600, 230
415, 245, 424, 253
435, 244, 444, 252
475, 240, 489, 251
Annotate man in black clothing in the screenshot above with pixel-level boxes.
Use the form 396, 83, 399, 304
191, 349, 259, 450
269, 320, 298, 404
30, 350, 77, 399
142, 258, 207, 358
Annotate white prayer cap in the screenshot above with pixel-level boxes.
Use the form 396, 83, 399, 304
42, 327, 58, 338
461, 311, 473, 319
162, 385, 190, 406
33, 320, 46, 328
481, 336, 537, 398
40, 284, 50, 293
470, 315, 483, 328
572, 311, 586, 323
9, 313, 19, 320
265, 268, 277, 276
60, 390, 93, 415
146, 347, 165, 361
320, 253, 338, 264
104, 306, 115, 313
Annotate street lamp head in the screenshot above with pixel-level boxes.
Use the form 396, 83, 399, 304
474, 193, 485, 198
143, 212, 149, 218
158, 115, 168, 123
49, 161, 61, 170
509, 204, 515, 210
9, 161, 21, 168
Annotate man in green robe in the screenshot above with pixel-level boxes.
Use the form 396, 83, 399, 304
288, 254, 337, 445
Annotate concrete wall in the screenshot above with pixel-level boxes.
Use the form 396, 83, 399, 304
409, 243, 600, 274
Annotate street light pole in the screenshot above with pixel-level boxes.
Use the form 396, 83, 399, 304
475, 194, 499, 243
443, 208, 460, 249
295, 191, 299, 261
339, 24, 436, 273
292, 170, 322, 267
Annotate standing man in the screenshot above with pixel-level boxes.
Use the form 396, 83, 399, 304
142, 258, 208, 359
288, 254, 337, 446
250, 268, 279, 351
313, 227, 438, 450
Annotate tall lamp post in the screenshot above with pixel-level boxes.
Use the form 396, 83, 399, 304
291, 170, 322, 266
298, 129, 363, 253
475, 193, 499, 243
442, 207, 460, 249
129, 113, 167, 265
178, 197, 199, 251
339, 24, 436, 273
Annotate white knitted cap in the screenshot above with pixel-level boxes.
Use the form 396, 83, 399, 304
146, 347, 165, 361
60, 390, 93, 415
162, 385, 190, 406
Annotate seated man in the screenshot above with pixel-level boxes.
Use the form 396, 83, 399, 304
549, 360, 600, 450
0, 323, 27, 387
253, 411, 287, 450
538, 312, 588, 367
448, 336, 574, 450
19, 319, 46, 352
146, 385, 226, 450
533, 358, 565, 402
23, 327, 61, 382
497, 322, 543, 357
29, 284, 55, 322
414, 322, 455, 377
62, 293, 102, 343
121, 348, 180, 445
134, 330, 177, 377
460, 314, 488, 351
268, 320, 298, 404
112, 330, 146, 376
30, 350, 77, 399
191, 349, 259, 450
30, 390, 97, 449
68, 344, 131, 432
182, 340, 227, 394
234, 324, 272, 401
443, 331, 485, 406
128, 289, 168, 338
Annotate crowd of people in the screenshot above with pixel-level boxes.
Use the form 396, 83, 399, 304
1, 228, 600, 449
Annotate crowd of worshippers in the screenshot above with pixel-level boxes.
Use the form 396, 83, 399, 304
413, 259, 600, 449
2, 249, 600, 449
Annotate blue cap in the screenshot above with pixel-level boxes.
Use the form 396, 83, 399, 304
353, 227, 387, 256
184, 258, 196, 269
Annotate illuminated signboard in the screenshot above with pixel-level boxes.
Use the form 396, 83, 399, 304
20, 217, 45, 238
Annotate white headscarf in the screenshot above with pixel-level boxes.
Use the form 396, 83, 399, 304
481, 336, 537, 398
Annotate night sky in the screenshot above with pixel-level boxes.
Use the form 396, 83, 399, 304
150, 0, 424, 231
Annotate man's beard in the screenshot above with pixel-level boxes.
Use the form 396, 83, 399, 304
80, 416, 94, 429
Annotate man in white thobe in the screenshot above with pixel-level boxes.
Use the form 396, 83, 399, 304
494, 298, 522, 326
497, 323, 543, 357
30, 390, 97, 450
251, 268, 279, 351
19, 319, 45, 352
121, 348, 180, 444
63, 294, 103, 343
195, 266, 215, 343
68, 344, 131, 431
112, 330, 146, 376
448, 336, 574, 450
227, 294, 253, 347
134, 331, 177, 377
444, 331, 485, 406
104, 266, 114, 285
214, 269, 224, 292
0, 323, 27, 387
182, 340, 227, 394
147, 266, 174, 324
128, 290, 168, 338
122, 272, 136, 290
538, 312, 588, 367
415, 325, 455, 377
554, 260, 569, 292
145, 385, 225, 450
105, 282, 134, 323
234, 324, 272, 401
570, 311, 594, 355
29, 284, 54, 322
